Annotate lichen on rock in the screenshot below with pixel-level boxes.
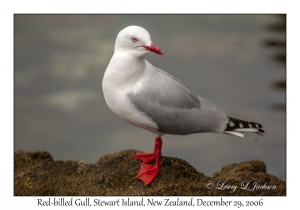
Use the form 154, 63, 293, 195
14, 150, 286, 196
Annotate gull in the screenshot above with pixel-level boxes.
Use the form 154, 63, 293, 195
102, 25, 265, 185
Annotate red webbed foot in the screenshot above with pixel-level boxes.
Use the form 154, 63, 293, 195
135, 163, 160, 185
133, 137, 162, 185
131, 152, 156, 163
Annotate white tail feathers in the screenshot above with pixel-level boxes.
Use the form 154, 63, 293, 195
224, 131, 245, 138
235, 128, 259, 132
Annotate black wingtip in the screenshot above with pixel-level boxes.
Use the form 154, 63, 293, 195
226, 116, 265, 136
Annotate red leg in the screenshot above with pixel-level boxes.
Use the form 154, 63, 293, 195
134, 137, 162, 185
131, 137, 161, 163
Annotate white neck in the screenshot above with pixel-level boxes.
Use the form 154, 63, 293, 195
104, 52, 147, 89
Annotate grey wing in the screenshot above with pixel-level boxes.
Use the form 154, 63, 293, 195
128, 68, 229, 135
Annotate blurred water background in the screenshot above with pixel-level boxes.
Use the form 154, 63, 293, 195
14, 15, 286, 180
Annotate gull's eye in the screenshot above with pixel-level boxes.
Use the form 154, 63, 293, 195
132, 37, 138, 42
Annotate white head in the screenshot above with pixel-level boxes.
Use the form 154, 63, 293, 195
114, 25, 163, 57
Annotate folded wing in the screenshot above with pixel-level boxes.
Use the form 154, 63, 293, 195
128, 68, 229, 135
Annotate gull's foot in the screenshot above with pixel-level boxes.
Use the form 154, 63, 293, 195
131, 152, 156, 163
133, 137, 162, 185
135, 163, 160, 185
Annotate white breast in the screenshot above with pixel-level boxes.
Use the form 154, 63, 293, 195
102, 55, 162, 136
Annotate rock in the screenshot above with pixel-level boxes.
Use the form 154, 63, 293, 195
14, 150, 53, 175
14, 150, 286, 196
211, 160, 286, 195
